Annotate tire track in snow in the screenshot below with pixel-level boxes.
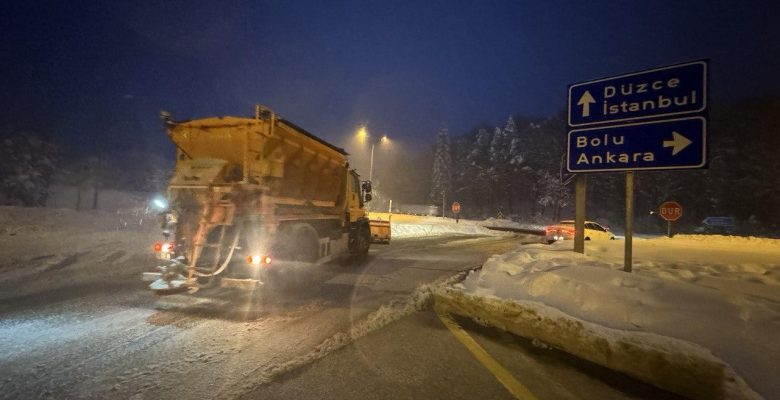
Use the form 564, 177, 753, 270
224, 270, 474, 400
0, 308, 199, 400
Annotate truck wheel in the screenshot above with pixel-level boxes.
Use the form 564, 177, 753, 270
351, 226, 370, 264
275, 223, 319, 263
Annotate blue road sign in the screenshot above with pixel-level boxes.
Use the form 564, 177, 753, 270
567, 117, 706, 173
703, 216, 735, 227
568, 61, 707, 127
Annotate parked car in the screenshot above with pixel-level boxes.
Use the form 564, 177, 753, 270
545, 220, 615, 243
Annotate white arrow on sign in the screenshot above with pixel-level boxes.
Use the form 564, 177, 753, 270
577, 90, 596, 117
663, 131, 692, 155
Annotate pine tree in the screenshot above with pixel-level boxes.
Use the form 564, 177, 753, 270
465, 128, 494, 215
0, 134, 58, 206
430, 127, 452, 215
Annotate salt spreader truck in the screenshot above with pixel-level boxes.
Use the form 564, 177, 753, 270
143, 106, 373, 294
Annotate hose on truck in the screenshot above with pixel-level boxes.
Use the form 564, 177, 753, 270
192, 226, 241, 277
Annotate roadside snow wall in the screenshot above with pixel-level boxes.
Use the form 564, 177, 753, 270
435, 289, 759, 400
432, 241, 778, 400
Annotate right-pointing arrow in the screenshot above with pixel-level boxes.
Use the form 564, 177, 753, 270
663, 131, 692, 155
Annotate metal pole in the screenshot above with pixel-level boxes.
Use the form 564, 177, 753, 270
625, 171, 634, 273
369, 143, 375, 182
441, 190, 446, 218
667, 220, 672, 238
574, 174, 586, 254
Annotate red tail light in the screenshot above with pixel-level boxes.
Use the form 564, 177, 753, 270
247, 255, 272, 266
154, 242, 175, 253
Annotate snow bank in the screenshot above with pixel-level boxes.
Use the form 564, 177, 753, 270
373, 212, 509, 239
438, 239, 780, 399
656, 234, 780, 248
479, 218, 546, 233
392, 222, 505, 238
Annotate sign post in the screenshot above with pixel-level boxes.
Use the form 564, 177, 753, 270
659, 201, 683, 237
625, 172, 634, 272
451, 201, 461, 223
574, 175, 586, 254
567, 60, 708, 271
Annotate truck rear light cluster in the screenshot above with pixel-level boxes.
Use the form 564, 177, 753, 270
153, 242, 175, 253
247, 255, 272, 266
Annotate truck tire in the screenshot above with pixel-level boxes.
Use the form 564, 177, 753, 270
274, 223, 319, 263
350, 225, 370, 264
266, 223, 320, 291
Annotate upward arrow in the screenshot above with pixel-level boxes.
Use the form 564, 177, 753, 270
577, 91, 596, 117
663, 131, 692, 155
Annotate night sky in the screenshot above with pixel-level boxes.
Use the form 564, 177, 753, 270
3, 0, 779, 161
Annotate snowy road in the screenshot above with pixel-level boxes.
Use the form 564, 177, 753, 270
0, 232, 681, 400
0, 235, 517, 399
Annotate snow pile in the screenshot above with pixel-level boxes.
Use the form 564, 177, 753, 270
392, 221, 505, 238
656, 234, 780, 248
379, 213, 508, 239
438, 239, 780, 399
479, 217, 546, 233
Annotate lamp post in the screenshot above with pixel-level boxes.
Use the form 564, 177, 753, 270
369, 134, 389, 182
355, 126, 389, 182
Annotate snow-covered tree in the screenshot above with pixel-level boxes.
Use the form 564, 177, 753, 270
430, 127, 452, 213
537, 170, 571, 222
0, 134, 59, 206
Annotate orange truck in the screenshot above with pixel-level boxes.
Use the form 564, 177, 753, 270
143, 106, 373, 294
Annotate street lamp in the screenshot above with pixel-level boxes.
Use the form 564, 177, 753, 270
355, 126, 390, 182
369, 134, 389, 182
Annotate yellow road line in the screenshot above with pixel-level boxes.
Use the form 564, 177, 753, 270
436, 308, 538, 400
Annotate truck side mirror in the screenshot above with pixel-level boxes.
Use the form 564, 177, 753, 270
364, 193, 372, 202
362, 181, 372, 193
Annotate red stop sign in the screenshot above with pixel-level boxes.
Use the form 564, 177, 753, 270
659, 201, 683, 222
451, 201, 461, 214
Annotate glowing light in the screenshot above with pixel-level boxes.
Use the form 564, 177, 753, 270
247, 255, 272, 266
356, 126, 368, 142
154, 242, 175, 253
150, 195, 169, 211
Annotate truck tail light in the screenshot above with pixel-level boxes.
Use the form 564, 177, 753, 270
247, 255, 272, 266
153, 242, 175, 253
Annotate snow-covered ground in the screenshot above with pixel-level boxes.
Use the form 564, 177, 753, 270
0, 205, 522, 399
369, 212, 519, 238
438, 236, 780, 399
0, 205, 157, 300
479, 217, 547, 233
